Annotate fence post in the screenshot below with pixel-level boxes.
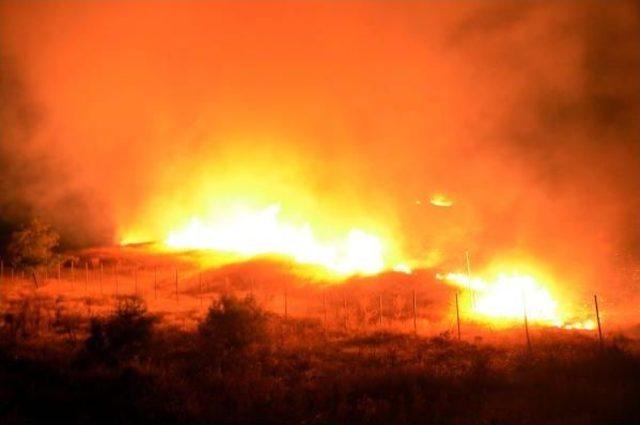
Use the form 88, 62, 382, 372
284, 286, 288, 319
154, 266, 157, 299
343, 295, 348, 331
31, 270, 39, 288
378, 294, 383, 327
465, 251, 475, 308
594, 294, 604, 349
455, 291, 461, 341
175, 268, 179, 303
323, 293, 327, 329
523, 293, 532, 353
412, 290, 417, 335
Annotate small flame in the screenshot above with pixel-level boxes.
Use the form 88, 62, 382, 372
430, 194, 453, 207
393, 263, 412, 274
561, 319, 596, 330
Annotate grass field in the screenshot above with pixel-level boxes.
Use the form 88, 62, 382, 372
1, 248, 639, 424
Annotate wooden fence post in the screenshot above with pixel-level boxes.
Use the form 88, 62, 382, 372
343, 295, 348, 331
465, 251, 476, 308
175, 268, 179, 303
412, 290, 417, 335
154, 266, 157, 299
455, 291, 461, 341
284, 286, 288, 319
323, 293, 327, 329
595, 294, 604, 349
523, 293, 532, 353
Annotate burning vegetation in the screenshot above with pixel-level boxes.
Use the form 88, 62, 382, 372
1, 0, 639, 424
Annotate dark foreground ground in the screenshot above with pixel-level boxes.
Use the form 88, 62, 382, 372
1, 295, 639, 425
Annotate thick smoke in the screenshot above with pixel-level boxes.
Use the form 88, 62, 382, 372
444, 2, 640, 301
0, 1, 638, 303
0, 57, 112, 248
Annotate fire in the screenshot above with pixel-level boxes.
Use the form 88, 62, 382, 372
116, 144, 416, 277
438, 271, 596, 330
430, 194, 453, 207
163, 204, 390, 276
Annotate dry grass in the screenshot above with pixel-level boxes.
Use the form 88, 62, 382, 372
1, 254, 638, 424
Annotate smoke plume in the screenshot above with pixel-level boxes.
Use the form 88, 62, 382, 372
0, 1, 638, 303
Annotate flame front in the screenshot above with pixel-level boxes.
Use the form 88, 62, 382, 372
164, 204, 388, 276
438, 271, 596, 329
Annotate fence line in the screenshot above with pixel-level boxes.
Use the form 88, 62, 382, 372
0, 264, 617, 347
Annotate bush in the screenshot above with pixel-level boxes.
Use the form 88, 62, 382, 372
199, 294, 267, 353
85, 296, 157, 364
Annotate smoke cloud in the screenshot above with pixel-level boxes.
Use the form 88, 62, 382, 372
0, 1, 638, 302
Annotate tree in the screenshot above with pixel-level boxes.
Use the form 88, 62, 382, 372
6, 218, 59, 268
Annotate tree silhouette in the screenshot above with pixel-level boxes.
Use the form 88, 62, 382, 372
7, 218, 59, 268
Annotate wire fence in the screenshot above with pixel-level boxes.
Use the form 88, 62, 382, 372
0, 258, 628, 347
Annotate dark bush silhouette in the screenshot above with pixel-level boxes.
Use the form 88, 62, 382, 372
199, 294, 267, 353
85, 296, 157, 364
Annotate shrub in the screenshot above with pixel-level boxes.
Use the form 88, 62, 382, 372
198, 294, 267, 353
85, 296, 157, 363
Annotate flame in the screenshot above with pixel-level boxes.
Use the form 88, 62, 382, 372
430, 194, 453, 207
162, 204, 390, 276
562, 319, 596, 330
393, 263, 412, 274
438, 270, 596, 329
